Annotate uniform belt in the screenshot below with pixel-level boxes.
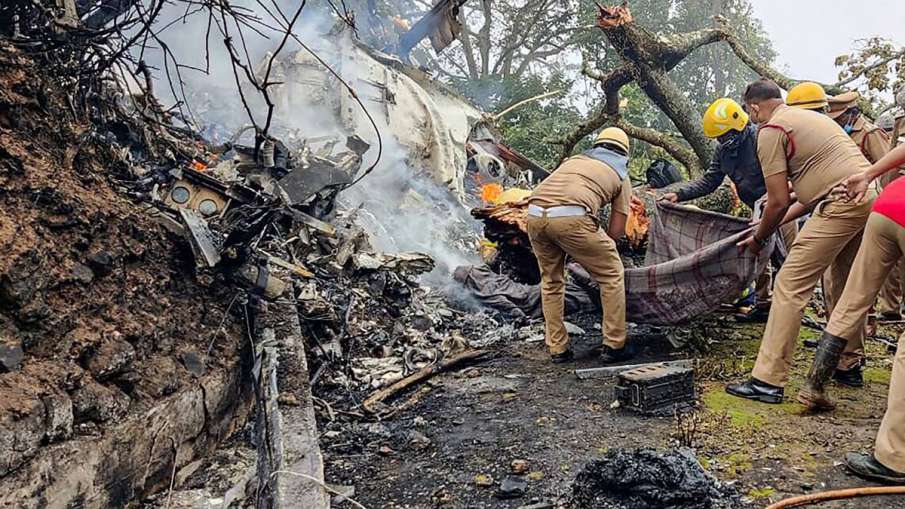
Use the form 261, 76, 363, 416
527, 204, 588, 218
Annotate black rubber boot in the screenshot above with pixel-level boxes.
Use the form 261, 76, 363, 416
798, 331, 846, 410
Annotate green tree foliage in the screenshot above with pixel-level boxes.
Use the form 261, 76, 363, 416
356, 0, 776, 171
834, 37, 905, 107
452, 0, 775, 170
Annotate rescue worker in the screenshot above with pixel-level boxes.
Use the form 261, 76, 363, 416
783, 81, 868, 387
877, 110, 905, 148
829, 91, 905, 321
797, 144, 905, 483
726, 79, 876, 404
659, 98, 798, 322
527, 127, 633, 364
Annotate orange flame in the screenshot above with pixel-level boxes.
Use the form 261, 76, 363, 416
481, 183, 503, 204
625, 195, 650, 247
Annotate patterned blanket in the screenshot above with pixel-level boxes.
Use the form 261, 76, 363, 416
456, 202, 774, 324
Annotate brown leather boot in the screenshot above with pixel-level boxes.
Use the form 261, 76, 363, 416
797, 331, 846, 411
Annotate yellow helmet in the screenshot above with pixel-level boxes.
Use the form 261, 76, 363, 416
702, 98, 749, 138
594, 127, 630, 153
786, 82, 828, 110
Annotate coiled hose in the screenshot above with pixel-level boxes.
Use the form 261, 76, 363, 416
765, 486, 905, 508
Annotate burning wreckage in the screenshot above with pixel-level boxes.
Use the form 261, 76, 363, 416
134, 72, 766, 508
0, 9, 790, 509
126, 51, 536, 509
0, 21, 556, 507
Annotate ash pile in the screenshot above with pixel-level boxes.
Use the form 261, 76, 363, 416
570, 448, 742, 509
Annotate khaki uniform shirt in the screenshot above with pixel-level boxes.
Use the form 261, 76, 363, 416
757, 103, 870, 206
530, 155, 632, 217
850, 117, 890, 164
849, 116, 902, 187
891, 116, 904, 151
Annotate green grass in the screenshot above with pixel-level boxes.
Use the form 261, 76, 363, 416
702, 389, 767, 427
747, 486, 776, 499
863, 367, 892, 384
725, 452, 753, 476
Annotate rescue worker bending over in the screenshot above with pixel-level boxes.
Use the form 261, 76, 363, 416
726, 79, 876, 404
799, 144, 905, 483
829, 91, 905, 322
659, 98, 798, 322
527, 128, 632, 364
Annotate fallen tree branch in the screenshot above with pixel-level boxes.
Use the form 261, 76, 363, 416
717, 27, 798, 90
547, 65, 631, 161
712, 20, 878, 95
362, 349, 489, 413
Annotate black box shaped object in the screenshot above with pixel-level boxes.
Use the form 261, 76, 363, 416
614, 364, 696, 415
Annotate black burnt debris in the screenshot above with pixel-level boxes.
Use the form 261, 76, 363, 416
0, 13, 510, 504
571, 448, 742, 509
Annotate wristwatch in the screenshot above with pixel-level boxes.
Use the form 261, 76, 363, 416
753, 233, 768, 247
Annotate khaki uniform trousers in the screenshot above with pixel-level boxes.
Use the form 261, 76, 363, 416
877, 331, 905, 473
875, 174, 905, 316
821, 213, 905, 472
754, 221, 800, 307
526, 215, 626, 354
876, 261, 905, 316
751, 194, 875, 387
827, 213, 905, 340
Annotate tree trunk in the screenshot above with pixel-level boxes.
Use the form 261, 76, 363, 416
554, 8, 721, 175
457, 11, 481, 80
478, 0, 492, 77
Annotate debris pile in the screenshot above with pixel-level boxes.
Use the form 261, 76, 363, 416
112, 96, 499, 405
0, 35, 506, 506
0, 43, 251, 506
570, 448, 741, 509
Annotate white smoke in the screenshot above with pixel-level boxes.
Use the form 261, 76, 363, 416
136, 4, 481, 274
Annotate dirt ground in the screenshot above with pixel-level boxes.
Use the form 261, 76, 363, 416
322, 310, 904, 508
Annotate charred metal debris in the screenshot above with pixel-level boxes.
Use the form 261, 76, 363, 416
107, 123, 506, 507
